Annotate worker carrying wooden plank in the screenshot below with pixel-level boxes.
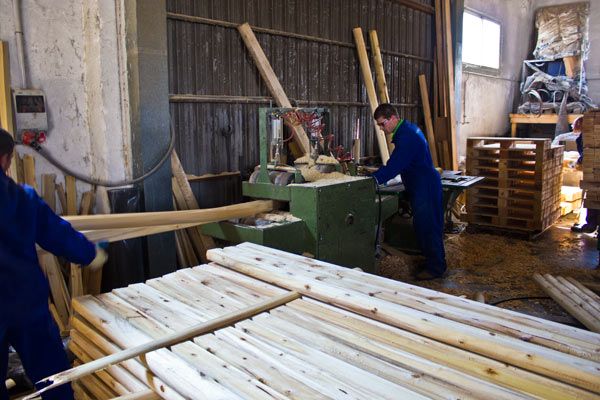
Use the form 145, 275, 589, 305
371, 104, 447, 280
0, 128, 107, 400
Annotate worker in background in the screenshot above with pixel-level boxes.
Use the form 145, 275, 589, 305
0, 128, 107, 400
372, 104, 447, 280
564, 116, 599, 233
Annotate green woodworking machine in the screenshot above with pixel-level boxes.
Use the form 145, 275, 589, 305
202, 108, 482, 273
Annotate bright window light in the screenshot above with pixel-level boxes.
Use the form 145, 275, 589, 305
462, 11, 500, 69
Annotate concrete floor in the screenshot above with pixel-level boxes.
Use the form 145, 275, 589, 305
379, 213, 600, 327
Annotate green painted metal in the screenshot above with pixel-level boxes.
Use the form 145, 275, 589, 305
202, 220, 306, 255
289, 178, 377, 272
242, 181, 291, 201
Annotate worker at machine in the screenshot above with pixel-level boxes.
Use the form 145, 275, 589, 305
0, 129, 107, 400
371, 104, 447, 280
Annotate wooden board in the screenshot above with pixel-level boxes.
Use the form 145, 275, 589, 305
70, 243, 600, 399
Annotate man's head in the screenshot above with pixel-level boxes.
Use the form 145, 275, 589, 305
373, 103, 400, 134
0, 128, 15, 173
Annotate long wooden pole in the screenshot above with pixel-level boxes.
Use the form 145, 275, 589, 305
369, 30, 389, 104
237, 22, 309, 156
26, 291, 300, 400
208, 248, 600, 393
352, 27, 390, 164
64, 200, 274, 230
81, 222, 205, 243
418, 75, 439, 167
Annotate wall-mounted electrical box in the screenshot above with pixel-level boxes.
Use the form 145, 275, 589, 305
13, 89, 48, 143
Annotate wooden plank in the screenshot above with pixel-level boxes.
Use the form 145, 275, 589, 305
42, 174, 57, 212
64, 200, 274, 231
66, 175, 77, 215
186, 171, 240, 182
443, 0, 457, 170
352, 27, 390, 164
71, 317, 186, 400
368, 30, 389, 104
56, 182, 67, 215
207, 247, 600, 393
23, 154, 36, 190
32, 291, 299, 398
418, 74, 439, 167
79, 191, 95, 215
233, 243, 600, 360
70, 263, 84, 298
237, 23, 309, 156
81, 222, 204, 243
0, 41, 17, 181
509, 113, 583, 124
238, 242, 600, 347
38, 253, 71, 330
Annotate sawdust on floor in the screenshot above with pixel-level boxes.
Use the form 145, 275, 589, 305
378, 214, 600, 324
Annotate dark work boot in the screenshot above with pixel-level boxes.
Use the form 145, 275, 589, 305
571, 223, 598, 233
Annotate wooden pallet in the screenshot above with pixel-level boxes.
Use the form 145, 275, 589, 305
69, 243, 600, 399
465, 137, 563, 232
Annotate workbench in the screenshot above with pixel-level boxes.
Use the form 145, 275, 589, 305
509, 113, 583, 137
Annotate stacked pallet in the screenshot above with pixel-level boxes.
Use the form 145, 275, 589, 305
535, 274, 600, 333
68, 243, 600, 399
465, 137, 563, 232
581, 110, 600, 208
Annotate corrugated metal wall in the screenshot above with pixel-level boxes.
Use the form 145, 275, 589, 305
167, 0, 435, 206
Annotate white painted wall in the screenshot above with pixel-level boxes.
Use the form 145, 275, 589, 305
0, 0, 131, 210
458, 0, 534, 161
458, 0, 599, 162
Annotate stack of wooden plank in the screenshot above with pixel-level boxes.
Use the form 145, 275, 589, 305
560, 185, 583, 215
465, 137, 563, 232
581, 110, 600, 209
69, 243, 600, 399
535, 274, 600, 333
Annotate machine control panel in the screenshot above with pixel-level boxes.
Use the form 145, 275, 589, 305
13, 89, 48, 145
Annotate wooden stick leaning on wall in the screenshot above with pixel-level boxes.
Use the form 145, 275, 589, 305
418, 74, 439, 167
442, 0, 458, 170
171, 151, 215, 262
369, 30, 394, 153
27, 291, 301, 399
237, 22, 310, 157
353, 27, 390, 164
0, 41, 18, 181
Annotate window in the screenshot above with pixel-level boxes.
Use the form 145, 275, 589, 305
462, 11, 501, 70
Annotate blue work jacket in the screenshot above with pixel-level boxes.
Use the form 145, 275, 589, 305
373, 120, 441, 198
0, 170, 95, 324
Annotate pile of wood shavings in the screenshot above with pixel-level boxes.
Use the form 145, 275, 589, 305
300, 166, 349, 182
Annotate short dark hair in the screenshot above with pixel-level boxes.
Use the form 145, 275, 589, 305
374, 103, 398, 120
0, 128, 15, 157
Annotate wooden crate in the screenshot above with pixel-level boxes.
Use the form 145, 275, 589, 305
465, 137, 563, 232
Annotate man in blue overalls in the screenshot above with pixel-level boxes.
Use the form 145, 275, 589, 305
372, 104, 447, 280
0, 128, 107, 399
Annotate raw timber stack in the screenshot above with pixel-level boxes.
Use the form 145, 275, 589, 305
67, 243, 600, 399
581, 110, 600, 208
535, 274, 600, 333
465, 137, 563, 232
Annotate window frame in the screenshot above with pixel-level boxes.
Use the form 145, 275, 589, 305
461, 8, 503, 76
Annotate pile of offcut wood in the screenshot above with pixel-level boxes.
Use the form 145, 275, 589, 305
68, 243, 600, 399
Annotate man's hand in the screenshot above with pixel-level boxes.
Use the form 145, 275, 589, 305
87, 241, 108, 271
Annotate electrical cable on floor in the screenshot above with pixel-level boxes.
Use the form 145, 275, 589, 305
489, 296, 551, 306
373, 176, 382, 252
16, 120, 176, 187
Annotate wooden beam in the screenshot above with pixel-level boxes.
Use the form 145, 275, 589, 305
237, 22, 310, 156
418, 75, 439, 167
369, 30, 389, 104
66, 175, 77, 215
207, 247, 600, 393
443, 0, 458, 170
0, 41, 17, 181
81, 222, 205, 243
65, 200, 274, 231
42, 174, 57, 212
30, 291, 300, 399
23, 154, 36, 190
353, 27, 390, 164
186, 171, 240, 182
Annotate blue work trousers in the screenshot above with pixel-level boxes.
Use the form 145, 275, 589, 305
410, 189, 447, 276
0, 311, 73, 400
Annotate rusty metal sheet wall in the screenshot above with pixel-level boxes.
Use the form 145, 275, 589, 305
167, 0, 434, 206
